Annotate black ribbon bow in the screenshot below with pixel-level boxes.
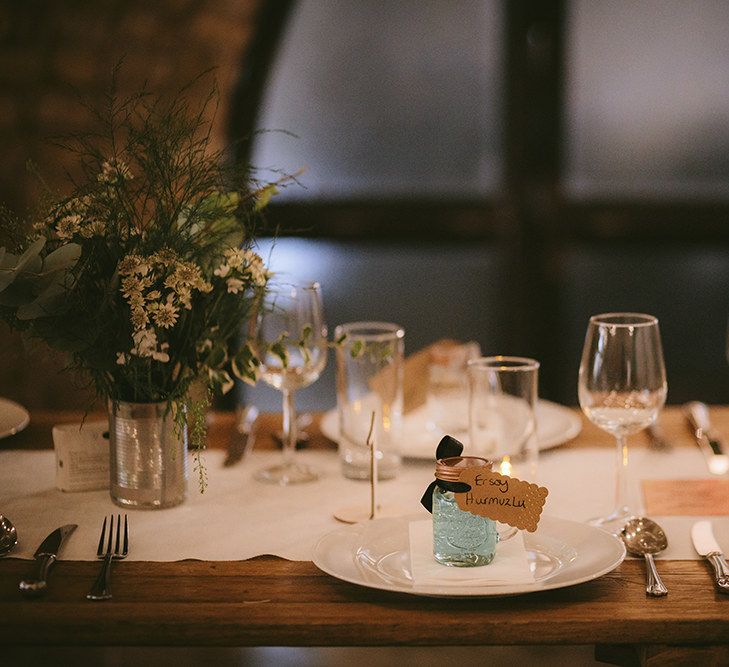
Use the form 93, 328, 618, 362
420, 435, 473, 513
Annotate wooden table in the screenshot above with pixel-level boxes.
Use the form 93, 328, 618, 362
2, 406, 729, 665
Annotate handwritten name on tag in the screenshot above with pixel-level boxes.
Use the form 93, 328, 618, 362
455, 467, 548, 532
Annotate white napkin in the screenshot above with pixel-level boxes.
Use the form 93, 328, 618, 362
408, 519, 534, 585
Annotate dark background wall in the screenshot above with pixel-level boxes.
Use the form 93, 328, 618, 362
2, 0, 729, 411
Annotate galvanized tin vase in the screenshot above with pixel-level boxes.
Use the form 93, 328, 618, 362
109, 400, 187, 509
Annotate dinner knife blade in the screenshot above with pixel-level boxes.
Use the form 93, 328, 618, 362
19, 524, 77, 596
684, 402, 729, 475
691, 520, 729, 594
224, 405, 258, 467
692, 520, 722, 556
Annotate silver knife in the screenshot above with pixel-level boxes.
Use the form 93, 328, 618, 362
684, 402, 729, 475
19, 524, 77, 596
224, 405, 259, 467
691, 520, 729, 594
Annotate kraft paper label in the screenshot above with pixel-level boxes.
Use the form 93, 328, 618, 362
455, 467, 548, 532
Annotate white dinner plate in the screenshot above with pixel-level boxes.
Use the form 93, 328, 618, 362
0, 397, 29, 439
313, 514, 625, 598
320, 399, 582, 459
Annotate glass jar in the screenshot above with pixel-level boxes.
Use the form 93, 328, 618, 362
432, 456, 498, 567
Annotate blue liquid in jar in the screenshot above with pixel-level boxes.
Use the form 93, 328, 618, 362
432, 485, 498, 567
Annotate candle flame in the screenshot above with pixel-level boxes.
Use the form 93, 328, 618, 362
499, 455, 512, 476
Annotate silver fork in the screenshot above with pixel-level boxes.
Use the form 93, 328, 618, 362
86, 514, 128, 601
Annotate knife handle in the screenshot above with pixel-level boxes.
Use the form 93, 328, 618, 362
685, 401, 710, 433
706, 553, 729, 594
19, 554, 56, 596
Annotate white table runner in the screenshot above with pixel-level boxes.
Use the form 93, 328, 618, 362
1, 445, 728, 561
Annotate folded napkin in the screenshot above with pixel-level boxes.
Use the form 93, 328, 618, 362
408, 519, 534, 586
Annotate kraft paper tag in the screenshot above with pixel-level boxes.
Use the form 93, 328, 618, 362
455, 467, 548, 532
643, 479, 729, 516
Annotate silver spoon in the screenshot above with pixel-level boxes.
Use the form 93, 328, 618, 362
0, 514, 18, 557
621, 517, 669, 597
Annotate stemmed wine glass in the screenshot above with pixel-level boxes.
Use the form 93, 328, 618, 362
254, 281, 328, 485
578, 313, 667, 530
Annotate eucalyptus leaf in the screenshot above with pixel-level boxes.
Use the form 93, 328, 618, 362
14, 237, 45, 274
17, 281, 70, 319
0, 264, 18, 291
0, 238, 44, 291
207, 215, 244, 248
41, 243, 81, 274
0, 249, 16, 269
0, 281, 37, 307
205, 344, 227, 369
231, 343, 259, 385
199, 191, 240, 215
254, 184, 279, 211
208, 368, 234, 394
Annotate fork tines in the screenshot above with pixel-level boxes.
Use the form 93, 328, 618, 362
96, 514, 129, 559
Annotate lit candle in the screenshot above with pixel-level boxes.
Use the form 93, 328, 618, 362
499, 455, 512, 477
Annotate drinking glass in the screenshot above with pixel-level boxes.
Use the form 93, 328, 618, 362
335, 321, 404, 480
578, 313, 667, 529
426, 341, 481, 435
467, 356, 540, 483
254, 281, 328, 484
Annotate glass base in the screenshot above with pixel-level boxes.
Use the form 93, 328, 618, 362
340, 455, 400, 481
111, 491, 186, 509
434, 551, 495, 567
254, 462, 318, 485
587, 506, 634, 534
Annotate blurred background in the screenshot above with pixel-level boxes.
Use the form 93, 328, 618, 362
2, 0, 729, 411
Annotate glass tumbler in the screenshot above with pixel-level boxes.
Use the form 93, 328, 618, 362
335, 321, 404, 480
426, 341, 481, 434
468, 356, 539, 482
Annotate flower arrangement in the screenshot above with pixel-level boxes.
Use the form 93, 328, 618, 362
0, 79, 275, 470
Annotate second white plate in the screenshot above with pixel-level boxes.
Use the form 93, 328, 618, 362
320, 399, 582, 459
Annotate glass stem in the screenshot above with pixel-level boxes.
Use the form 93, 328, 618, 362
282, 388, 297, 468
614, 433, 629, 515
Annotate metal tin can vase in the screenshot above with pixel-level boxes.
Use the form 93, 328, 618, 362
109, 400, 188, 509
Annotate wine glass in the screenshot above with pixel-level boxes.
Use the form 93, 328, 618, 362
578, 313, 667, 530
254, 281, 328, 485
